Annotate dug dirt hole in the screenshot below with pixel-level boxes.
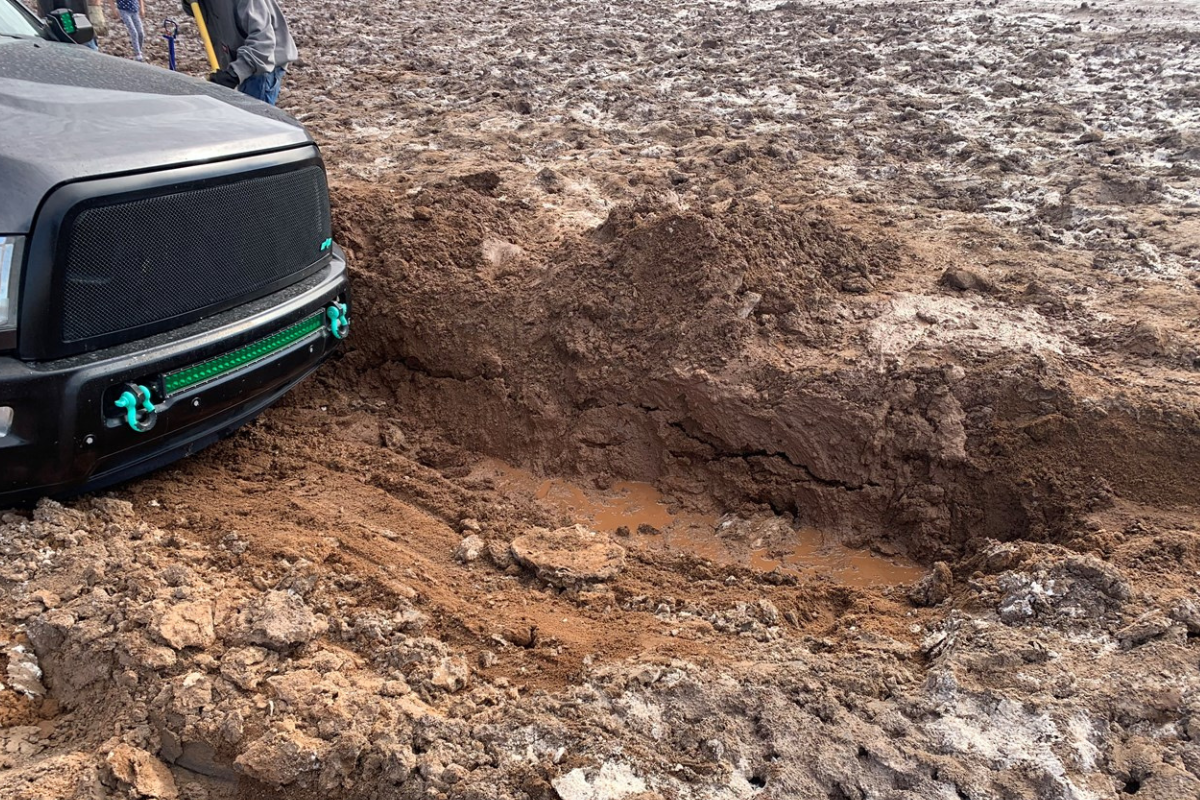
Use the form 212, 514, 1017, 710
332, 178, 1154, 566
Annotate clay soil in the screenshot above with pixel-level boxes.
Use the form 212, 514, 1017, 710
4, 0, 1200, 798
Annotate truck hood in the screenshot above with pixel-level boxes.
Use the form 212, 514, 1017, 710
0, 39, 313, 233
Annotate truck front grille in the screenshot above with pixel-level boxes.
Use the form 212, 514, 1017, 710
56, 164, 331, 346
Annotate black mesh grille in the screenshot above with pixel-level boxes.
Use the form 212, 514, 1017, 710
58, 165, 331, 344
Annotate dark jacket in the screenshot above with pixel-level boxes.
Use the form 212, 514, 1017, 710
190, 0, 297, 81
36, 0, 88, 15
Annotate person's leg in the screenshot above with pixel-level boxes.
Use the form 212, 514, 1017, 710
238, 71, 268, 103
119, 9, 141, 59
131, 11, 145, 59
238, 66, 285, 105
263, 66, 285, 105
85, 39, 98, 50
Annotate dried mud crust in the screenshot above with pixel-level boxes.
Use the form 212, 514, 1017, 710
4, 0, 1200, 798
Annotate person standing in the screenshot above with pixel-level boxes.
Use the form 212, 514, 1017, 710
185, 0, 297, 106
36, 0, 105, 50
108, 0, 146, 61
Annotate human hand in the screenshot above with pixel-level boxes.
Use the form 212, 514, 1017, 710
208, 65, 239, 88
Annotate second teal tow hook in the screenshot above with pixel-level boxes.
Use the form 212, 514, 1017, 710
114, 383, 158, 433
327, 301, 350, 340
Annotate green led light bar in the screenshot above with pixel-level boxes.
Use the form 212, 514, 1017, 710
163, 312, 323, 396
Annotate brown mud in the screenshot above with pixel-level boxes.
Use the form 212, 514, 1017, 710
5, 0, 1200, 798
482, 459, 924, 588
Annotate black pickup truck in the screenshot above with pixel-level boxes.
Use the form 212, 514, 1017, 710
0, 0, 349, 502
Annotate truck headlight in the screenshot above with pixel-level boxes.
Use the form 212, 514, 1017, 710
0, 236, 24, 332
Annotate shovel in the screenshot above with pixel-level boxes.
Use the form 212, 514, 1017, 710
161, 18, 178, 70
187, 1, 219, 72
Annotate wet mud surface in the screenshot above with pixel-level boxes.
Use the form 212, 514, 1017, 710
5, 0, 1200, 798
482, 459, 925, 588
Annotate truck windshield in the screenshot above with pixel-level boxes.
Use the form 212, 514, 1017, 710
0, 0, 42, 38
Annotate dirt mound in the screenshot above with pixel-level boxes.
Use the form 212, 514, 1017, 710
331, 182, 884, 368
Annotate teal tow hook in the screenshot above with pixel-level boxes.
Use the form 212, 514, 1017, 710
114, 383, 158, 433
327, 302, 350, 340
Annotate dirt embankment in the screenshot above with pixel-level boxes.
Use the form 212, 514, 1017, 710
3, 0, 1200, 799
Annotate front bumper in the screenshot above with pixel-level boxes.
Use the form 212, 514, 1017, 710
0, 249, 349, 505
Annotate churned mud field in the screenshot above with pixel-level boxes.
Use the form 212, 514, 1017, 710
4, 0, 1200, 798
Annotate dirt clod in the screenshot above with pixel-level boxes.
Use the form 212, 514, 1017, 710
107, 744, 179, 800
233, 591, 327, 652
939, 268, 994, 293
552, 762, 648, 800
454, 535, 485, 564
908, 561, 954, 607
153, 601, 216, 651
510, 526, 627, 588
234, 724, 327, 786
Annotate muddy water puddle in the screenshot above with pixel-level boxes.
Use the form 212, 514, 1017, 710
479, 460, 924, 588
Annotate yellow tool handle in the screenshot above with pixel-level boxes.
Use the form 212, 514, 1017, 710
189, 1, 220, 73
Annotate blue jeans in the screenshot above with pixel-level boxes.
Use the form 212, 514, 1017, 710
239, 66, 285, 106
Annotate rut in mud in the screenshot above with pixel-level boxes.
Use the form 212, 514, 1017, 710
330, 177, 1200, 562
4, 0, 1200, 798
